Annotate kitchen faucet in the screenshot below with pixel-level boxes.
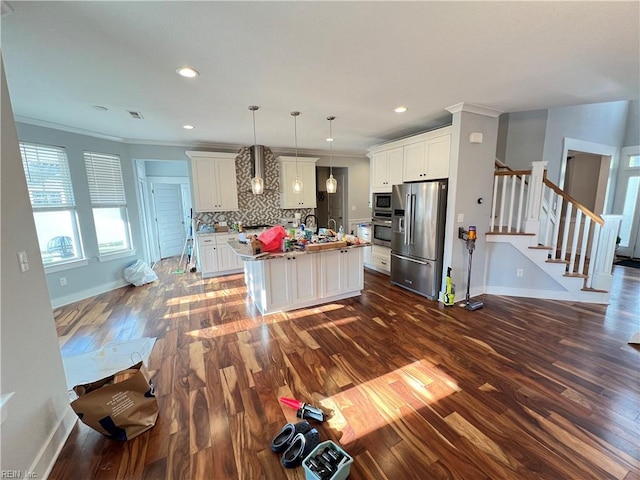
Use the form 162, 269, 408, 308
327, 218, 337, 232
303, 214, 318, 231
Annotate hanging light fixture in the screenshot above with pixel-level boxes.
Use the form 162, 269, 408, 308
291, 111, 303, 194
326, 116, 337, 194
249, 105, 264, 195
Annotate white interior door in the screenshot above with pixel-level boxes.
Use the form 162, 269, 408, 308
152, 183, 185, 258
613, 147, 640, 258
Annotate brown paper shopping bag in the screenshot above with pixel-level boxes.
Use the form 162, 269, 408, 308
71, 361, 158, 441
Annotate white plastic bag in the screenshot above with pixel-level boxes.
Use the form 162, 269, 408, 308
124, 260, 158, 287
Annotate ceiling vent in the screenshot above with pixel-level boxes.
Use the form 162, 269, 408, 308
127, 110, 144, 120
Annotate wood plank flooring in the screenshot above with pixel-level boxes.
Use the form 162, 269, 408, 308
49, 260, 640, 479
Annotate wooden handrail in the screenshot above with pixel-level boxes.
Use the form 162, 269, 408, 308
542, 178, 604, 226
495, 169, 532, 177
494, 159, 513, 171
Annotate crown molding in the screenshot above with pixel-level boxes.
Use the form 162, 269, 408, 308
14, 117, 367, 158
14, 116, 126, 142
445, 102, 503, 118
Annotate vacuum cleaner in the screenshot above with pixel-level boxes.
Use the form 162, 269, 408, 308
458, 226, 484, 311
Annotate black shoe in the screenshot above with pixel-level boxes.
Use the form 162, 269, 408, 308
281, 428, 320, 468
270, 421, 311, 453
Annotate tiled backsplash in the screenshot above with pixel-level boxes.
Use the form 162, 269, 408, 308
195, 146, 313, 228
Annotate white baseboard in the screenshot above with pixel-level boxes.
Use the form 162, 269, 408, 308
50, 279, 129, 308
30, 406, 77, 479
485, 285, 575, 301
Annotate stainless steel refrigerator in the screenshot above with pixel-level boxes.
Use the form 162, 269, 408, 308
390, 180, 447, 299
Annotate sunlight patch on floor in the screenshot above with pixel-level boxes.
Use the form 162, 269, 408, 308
322, 359, 460, 444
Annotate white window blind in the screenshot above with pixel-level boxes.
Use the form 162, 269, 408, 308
20, 143, 75, 208
84, 152, 127, 206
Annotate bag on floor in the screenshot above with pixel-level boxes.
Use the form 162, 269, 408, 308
258, 225, 287, 252
70, 361, 158, 441
124, 259, 158, 286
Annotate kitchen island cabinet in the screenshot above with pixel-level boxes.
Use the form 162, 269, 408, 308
319, 248, 363, 298
238, 244, 365, 315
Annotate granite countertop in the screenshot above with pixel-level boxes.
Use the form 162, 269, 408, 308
228, 238, 370, 260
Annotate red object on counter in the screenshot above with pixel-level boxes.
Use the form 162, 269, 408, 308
258, 225, 287, 252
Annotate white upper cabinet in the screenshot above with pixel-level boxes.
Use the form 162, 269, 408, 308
371, 147, 403, 192
277, 156, 318, 209
369, 126, 452, 192
186, 151, 239, 212
402, 134, 451, 182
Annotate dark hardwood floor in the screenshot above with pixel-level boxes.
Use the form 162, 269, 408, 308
49, 260, 640, 479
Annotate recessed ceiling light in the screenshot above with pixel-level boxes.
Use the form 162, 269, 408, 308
176, 67, 199, 78
394, 106, 408, 113
93, 105, 108, 111
325, 137, 334, 142
183, 124, 194, 130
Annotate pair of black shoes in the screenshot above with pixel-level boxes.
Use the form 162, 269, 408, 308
270, 420, 320, 468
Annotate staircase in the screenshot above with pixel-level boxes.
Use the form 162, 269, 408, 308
486, 160, 622, 304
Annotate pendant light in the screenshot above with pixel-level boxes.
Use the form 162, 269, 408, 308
326, 116, 337, 194
249, 105, 264, 195
291, 111, 303, 194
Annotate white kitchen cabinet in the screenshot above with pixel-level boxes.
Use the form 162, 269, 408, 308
402, 134, 451, 182
370, 245, 391, 274
199, 237, 219, 273
260, 253, 318, 313
277, 156, 318, 208
186, 151, 238, 212
197, 233, 243, 278
371, 147, 403, 193
319, 247, 364, 298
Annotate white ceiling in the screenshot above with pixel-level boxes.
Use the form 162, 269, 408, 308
1, 1, 638, 155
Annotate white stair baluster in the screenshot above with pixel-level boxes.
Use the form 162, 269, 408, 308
578, 216, 591, 275
569, 210, 582, 274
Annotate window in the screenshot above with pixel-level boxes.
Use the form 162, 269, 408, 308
84, 152, 132, 255
19, 142, 83, 265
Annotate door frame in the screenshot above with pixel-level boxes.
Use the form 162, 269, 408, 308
559, 138, 618, 214
146, 176, 192, 261
613, 145, 640, 258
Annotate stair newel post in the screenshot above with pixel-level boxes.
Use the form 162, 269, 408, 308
590, 214, 623, 291
524, 161, 548, 239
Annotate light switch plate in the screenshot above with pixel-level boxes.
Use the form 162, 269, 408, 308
457, 213, 464, 223
17, 251, 29, 272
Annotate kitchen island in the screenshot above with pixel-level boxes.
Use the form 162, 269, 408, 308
228, 240, 366, 315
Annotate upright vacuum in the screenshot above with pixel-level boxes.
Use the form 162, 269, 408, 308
459, 225, 484, 311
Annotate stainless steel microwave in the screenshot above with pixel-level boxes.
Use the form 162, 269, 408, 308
373, 192, 392, 212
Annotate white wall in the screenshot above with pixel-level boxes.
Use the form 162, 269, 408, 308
503, 109, 548, 170
543, 101, 629, 184
15, 123, 144, 307
443, 106, 500, 299
623, 99, 639, 146
485, 243, 566, 291
1, 56, 75, 478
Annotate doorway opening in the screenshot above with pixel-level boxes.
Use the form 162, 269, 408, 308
613, 146, 640, 259
316, 166, 348, 231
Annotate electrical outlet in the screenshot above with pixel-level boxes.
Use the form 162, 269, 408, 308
457, 213, 464, 223
59, 277, 67, 286
351, 205, 356, 211
516, 269, 524, 278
